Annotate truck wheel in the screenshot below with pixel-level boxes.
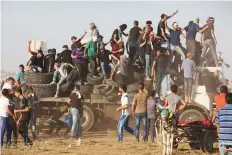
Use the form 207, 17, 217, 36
105, 86, 118, 97
24, 72, 53, 84
104, 79, 119, 88
179, 109, 206, 121
82, 105, 94, 131
189, 142, 200, 150
93, 84, 112, 94
199, 131, 214, 153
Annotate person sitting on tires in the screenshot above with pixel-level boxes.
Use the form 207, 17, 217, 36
84, 36, 98, 78
97, 45, 114, 79
47, 106, 70, 136
27, 50, 44, 73
50, 62, 68, 98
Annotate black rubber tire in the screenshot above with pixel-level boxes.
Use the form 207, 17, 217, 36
105, 86, 118, 97
127, 83, 140, 93
104, 80, 119, 88
26, 84, 56, 98
61, 82, 72, 92
82, 105, 94, 131
87, 73, 104, 85
106, 95, 121, 102
24, 72, 53, 84
94, 84, 112, 95
189, 142, 200, 150
80, 85, 93, 94
179, 109, 207, 121
199, 131, 214, 153
134, 72, 145, 81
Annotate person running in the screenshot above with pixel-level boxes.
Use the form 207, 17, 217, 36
14, 88, 33, 146
181, 53, 196, 103
0, 89, 15, 147
116, 84, 134, 142
132, 83, 149, 142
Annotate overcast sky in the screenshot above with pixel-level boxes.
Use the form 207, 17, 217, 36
1, 1, 232, 79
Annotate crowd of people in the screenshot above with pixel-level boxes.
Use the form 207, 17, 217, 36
0, 9, 231, 154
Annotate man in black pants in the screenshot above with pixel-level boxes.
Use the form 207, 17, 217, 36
14, 88, 33, 146
6, 94, 17, 147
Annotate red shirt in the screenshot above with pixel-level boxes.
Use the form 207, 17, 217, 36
215, 93, 227, 111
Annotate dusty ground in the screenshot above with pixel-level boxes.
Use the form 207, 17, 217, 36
1, 130, 219, 155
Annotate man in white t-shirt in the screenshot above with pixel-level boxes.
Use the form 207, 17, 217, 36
116, 84, 134, 142
2, 77, 15, 91
0, 89, 15, 147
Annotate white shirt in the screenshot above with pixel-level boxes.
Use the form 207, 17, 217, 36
121, 93, 130, 115
2, 83, 12, 90
0, 97, 10, 117
58, 64, 68, 78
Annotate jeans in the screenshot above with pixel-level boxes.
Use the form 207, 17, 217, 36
88, 57, 97, 76
201, 39, 218, 67
156, 70, 166, 96
135, 113, 147, 140
219, 141, 232, 155
161, 74, 170, 95
30, 66, 42, 73
76, 63, 87, 84
56, 76, 66, 95
53, 70, 61, 83
117, 115, 134, 141
6, 117, 17, 145
100, 62, 114, 77
170, 44, 186, 60
184, 78, 193, 97
70, 108, 81, 137
147, 118, 156, 142
0, 116, 7, 146
152, 70, 157, 90
145, 55, 151, 78
186, 40, 196, 56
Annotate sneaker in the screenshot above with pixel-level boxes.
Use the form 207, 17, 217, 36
50, 82, 56, 85
54, 94, 59, 98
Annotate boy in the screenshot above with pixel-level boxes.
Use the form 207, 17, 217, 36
14, 88, 33, 146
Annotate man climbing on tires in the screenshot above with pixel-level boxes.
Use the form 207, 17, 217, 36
116, 84, 134, 142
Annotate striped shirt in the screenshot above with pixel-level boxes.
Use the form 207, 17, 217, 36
216, 104, 232, 141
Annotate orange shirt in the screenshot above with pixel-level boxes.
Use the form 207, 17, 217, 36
214, 93, 227, 111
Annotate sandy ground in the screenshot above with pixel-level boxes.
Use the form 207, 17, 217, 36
1, 130, 220, 155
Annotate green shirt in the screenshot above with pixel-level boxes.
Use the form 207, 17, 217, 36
86, 41, 97, 57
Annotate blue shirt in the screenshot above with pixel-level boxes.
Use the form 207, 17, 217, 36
216, 104, 232, 142
169, 29, 182, 46
184, 21, 200, 40
182, 59, 195, 78
15, 71, 24, 84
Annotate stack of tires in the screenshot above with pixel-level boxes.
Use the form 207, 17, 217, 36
24, 72, 56, 98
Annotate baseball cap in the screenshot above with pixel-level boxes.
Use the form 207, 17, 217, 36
71, 36, 77, 40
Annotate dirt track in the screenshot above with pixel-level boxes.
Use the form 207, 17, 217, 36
1, 130, 219, 155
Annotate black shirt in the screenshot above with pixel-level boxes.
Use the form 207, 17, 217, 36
98, 50, 111, 64
70, 92, 83, 117
154, 55, 168, 71
18, 97, 30, 122
157, 20, 166, 39
61, 50, 73, 64
30, 55, 44, 69
128, 26, 142, 43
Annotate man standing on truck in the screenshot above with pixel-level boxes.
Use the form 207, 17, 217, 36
181, 53, 196, 103
116, 84, 134, 142
132, 83, 149, 142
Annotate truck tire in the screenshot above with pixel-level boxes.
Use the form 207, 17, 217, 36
104, 79, 119, 88
87, 73, 104, 85
80, 85, 93, 94
199, 131, 215, 153
82, 105, 94, 131
179, 109, 206, 122
27, 84, 56, 98
94, 84, 112, 94
105, 86, 118, 97
24, 72, 53, 84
